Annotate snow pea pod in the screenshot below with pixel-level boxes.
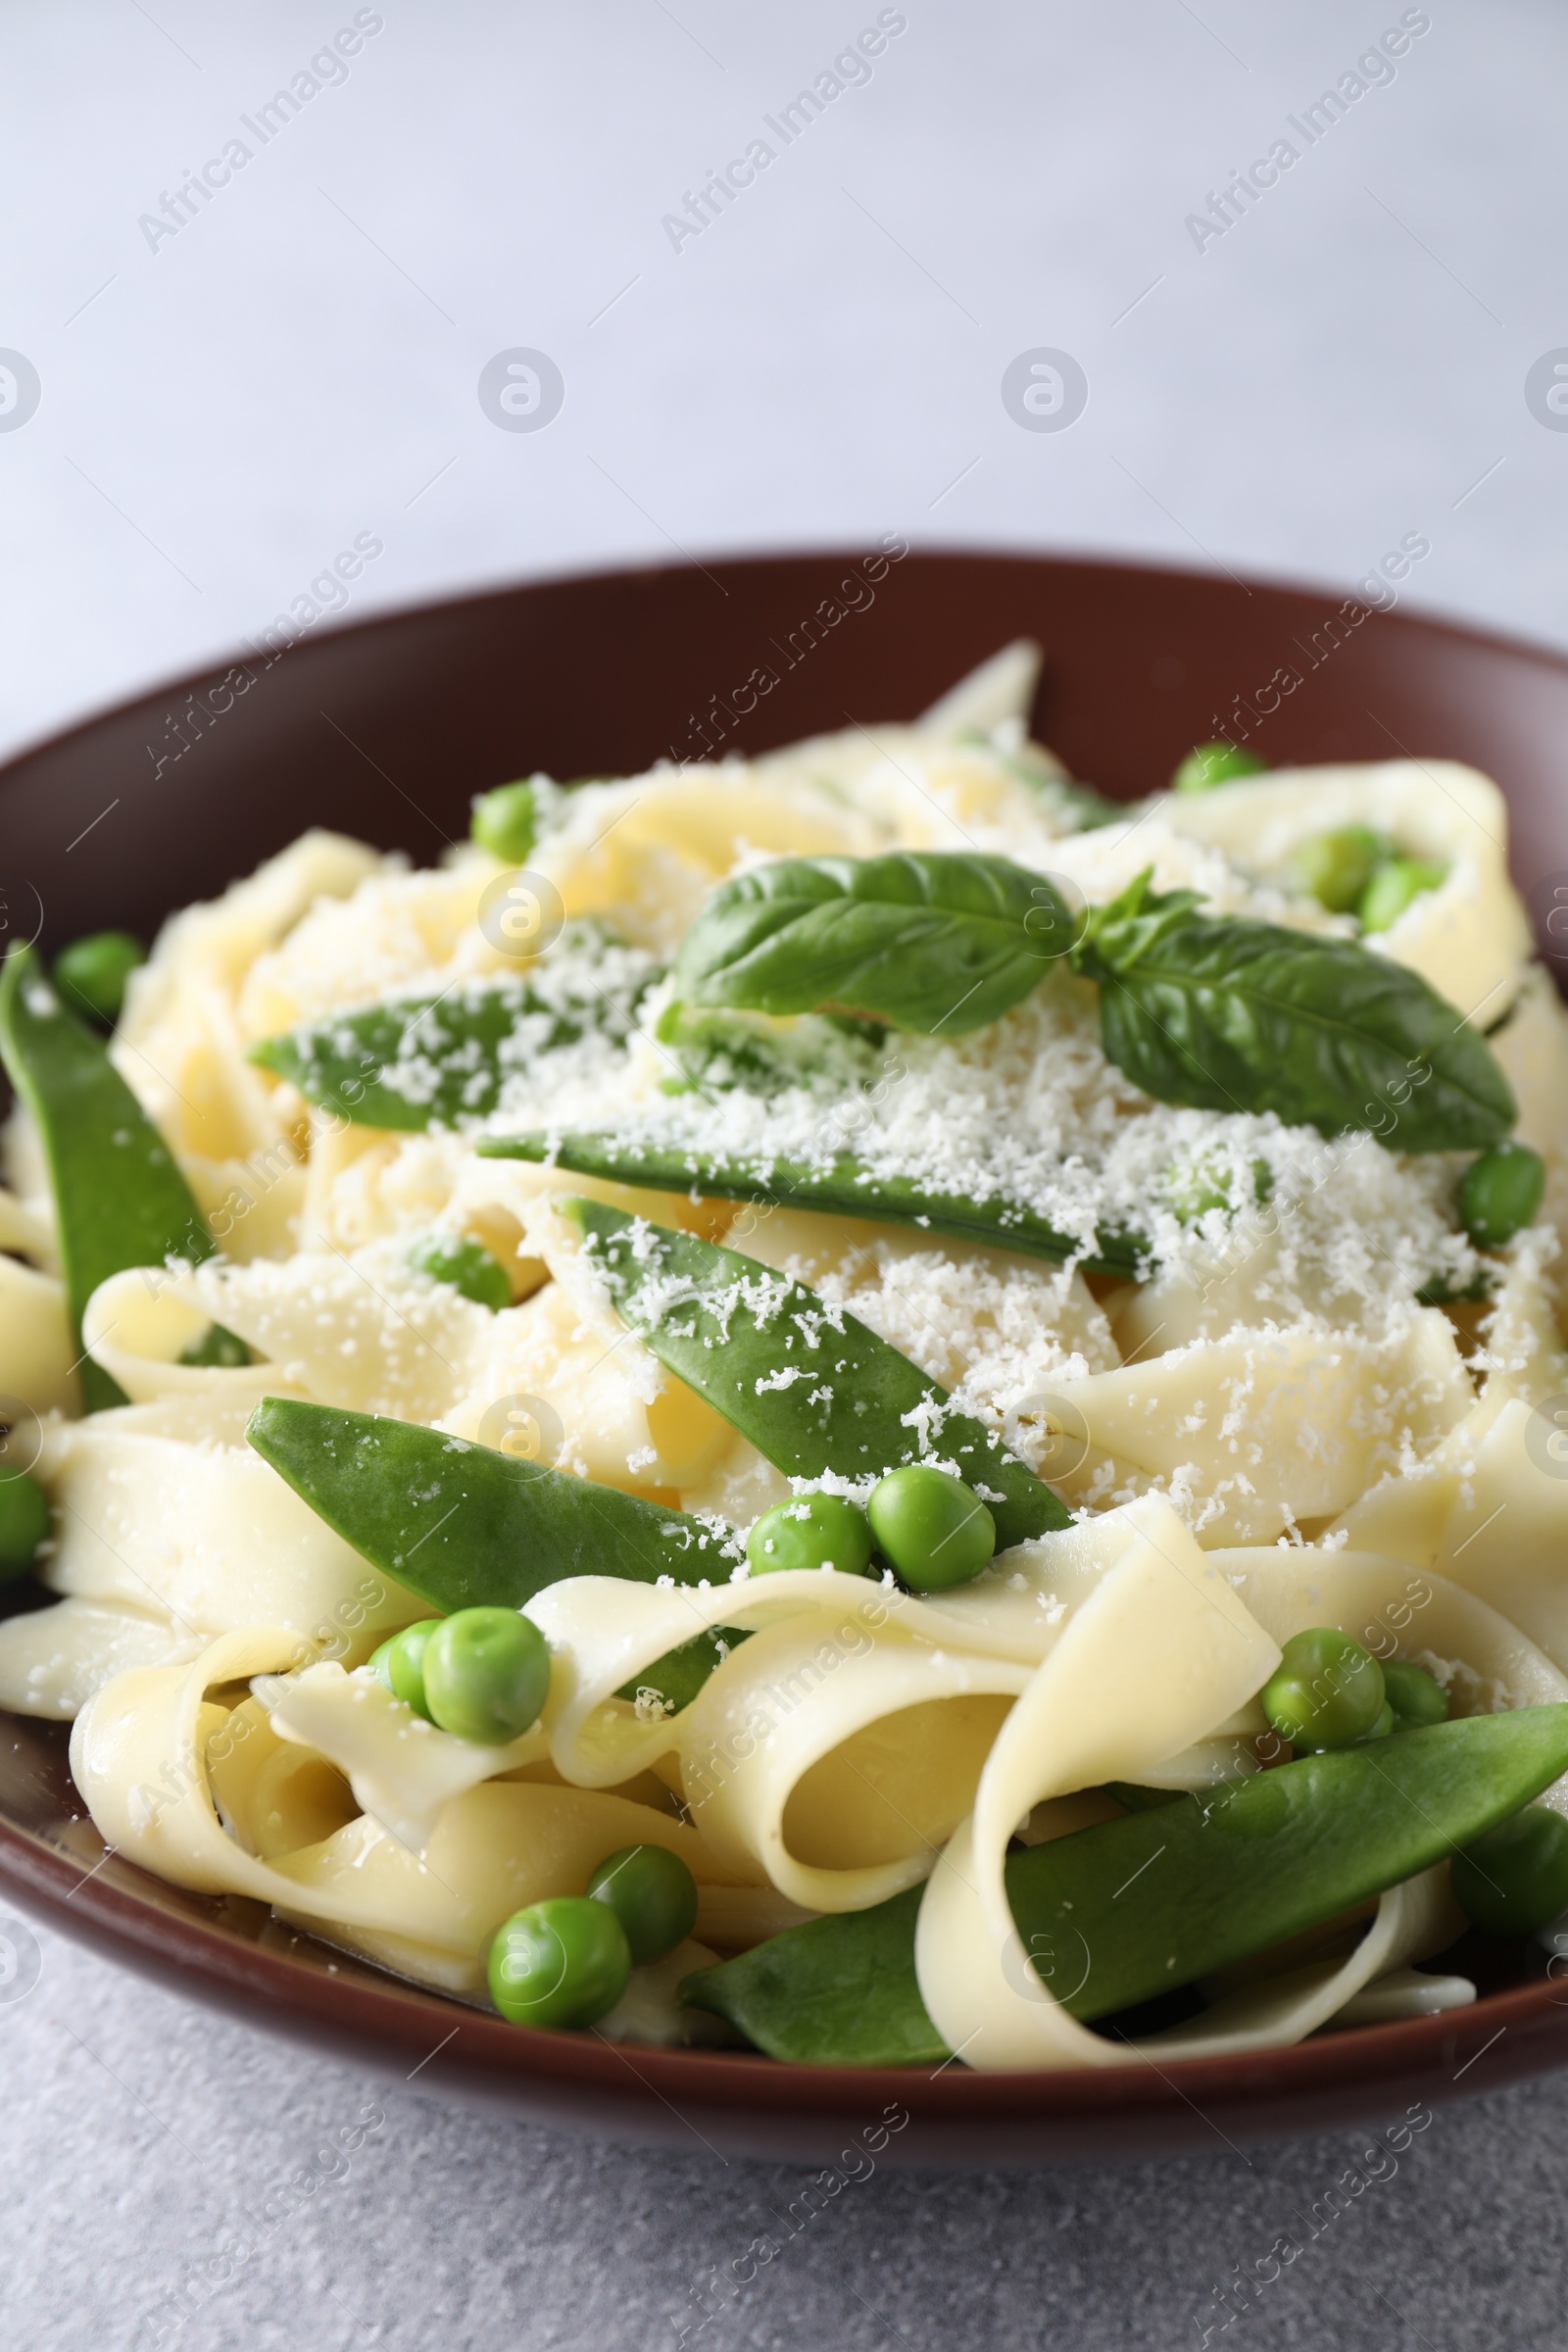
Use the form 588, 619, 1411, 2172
0, 943, 215, 1411
562, 1199, 1071, 1549
681, 1706, 1568, 2065
249, 945, 659, 1131
479, 1132, 1148, 1281
245, 1396, 745, 1710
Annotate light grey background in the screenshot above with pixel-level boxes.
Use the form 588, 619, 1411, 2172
5, 3, 1568, 2345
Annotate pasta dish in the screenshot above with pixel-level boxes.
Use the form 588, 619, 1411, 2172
3, 639, 1567, 2073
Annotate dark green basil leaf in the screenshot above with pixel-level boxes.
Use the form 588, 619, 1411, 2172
672, 852, 1074, 1037
479, 1129, 1148, 1280
250, 936, 659, 1130
1073, 871, 1515, 1151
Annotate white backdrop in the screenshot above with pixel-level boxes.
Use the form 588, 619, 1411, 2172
4, 0, 1567, 763
5, 7, 1568, 2350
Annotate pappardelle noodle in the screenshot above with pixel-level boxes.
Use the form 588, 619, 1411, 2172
7, 640, 1568, 2070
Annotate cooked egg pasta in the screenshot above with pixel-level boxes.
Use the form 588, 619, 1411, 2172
7, 642, 1568, 2066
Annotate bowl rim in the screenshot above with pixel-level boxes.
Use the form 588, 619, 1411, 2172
8, 539, 1568, 779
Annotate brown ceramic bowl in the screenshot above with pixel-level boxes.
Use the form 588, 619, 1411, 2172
4, 549, 1568, 2164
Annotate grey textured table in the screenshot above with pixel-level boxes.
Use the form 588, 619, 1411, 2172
5, 4, 1568, 2345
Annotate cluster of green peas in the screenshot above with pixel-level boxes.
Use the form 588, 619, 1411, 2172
1264, 1626, 1568, 1938
1172, 742, 1446, 935
369, 1604, 698, 2028
367, 1465, 997, 2033
745, 1465, 998, 1592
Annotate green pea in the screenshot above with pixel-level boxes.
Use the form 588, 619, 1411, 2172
1292, 827, 1395, 915
1382, 1660, 1449, 1735
587, 1843, 699, 1965
1170, 743, 1267, 794
0, 1471, 50, 1581
52, 931, 145, 1026
369, 1620, 437, 1720
1164, 1152, 1271, 1223
488, 1895, 631, 2028
176, 1322, 253, 1368
422, 1605, 550, 1742
408, 1233, 512, 1312
1358, 856, 1446, 933
866, 1465, 996, 1592
470, 780, 537, 864
1260, 1627, 1386, 1751
1451, 1803, 1568, 1936
1458, 1143, 1545, 1250
1361, 1701, 1394, 1741
746, 1493, 872, 1578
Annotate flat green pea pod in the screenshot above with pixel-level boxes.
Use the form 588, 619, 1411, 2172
1451, 1805, 1568, 1936
562, 1199, 1071, 1551
250, 940, 659, 1131
0, 942, 217, 1411
0, 1471, 50, 1581
478, 1132, 1148, 1281
681, 1706, 1568, 2065
246, 1396, 746, 1713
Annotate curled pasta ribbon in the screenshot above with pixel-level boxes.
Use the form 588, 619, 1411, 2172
527, 1506, 1321, 1921
1160, 758, 1529, 1020
72, 1630, 732, 1993
532, 1571, 1035, 1913
914, 1494, 1281, 2071
917, 1523, 1568, 2071
0, 1392, 426, 1720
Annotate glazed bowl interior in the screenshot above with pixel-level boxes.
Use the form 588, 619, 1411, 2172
3, 548, 1567, 2163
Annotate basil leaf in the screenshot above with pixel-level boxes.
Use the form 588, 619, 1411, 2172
250, 935, 659, 1130
1074, 871, 1516, 1151
564, 1198, 1071, 1549
673, 852, 1074, 1037
479, 1129, 1148, 1280
681, 1707, 1568, 2063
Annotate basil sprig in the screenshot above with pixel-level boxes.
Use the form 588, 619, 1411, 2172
673, 852, 1077, 1038
672, 852, 1515, 1153
1071, 872, 1515, 1152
